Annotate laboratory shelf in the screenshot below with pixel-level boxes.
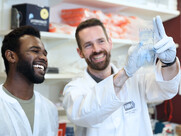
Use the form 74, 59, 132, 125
0, 30, 136, 47
42, 32, 137, 46
0, 30, 74, 40
40, 31, 74, 40
45, 73, 77, 81
0, 30, 10, 36
59, 115, 71, 124
41, 32, 137, 47
61, 0, 180, 21
0, 72, 76, 83
57, 106, 65, 111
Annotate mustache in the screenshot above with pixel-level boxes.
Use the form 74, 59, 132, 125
90, 50, 107, 57
33, 60, 47, 65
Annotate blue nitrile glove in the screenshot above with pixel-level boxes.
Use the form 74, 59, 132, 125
124, 43, 145, 77
153, 16, 176, 63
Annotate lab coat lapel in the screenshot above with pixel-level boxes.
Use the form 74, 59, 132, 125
84, 70, 97, 87
32, 91, 41, 136
84, 63, 118, 86
33, 91, 52, 136
0, 84, 32, 136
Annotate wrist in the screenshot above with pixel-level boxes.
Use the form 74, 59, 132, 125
113, 69, 129, 87
161, 57, 176, 68
123, 66, 133, 77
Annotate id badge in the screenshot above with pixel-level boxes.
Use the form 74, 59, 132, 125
123, 101, 136, 115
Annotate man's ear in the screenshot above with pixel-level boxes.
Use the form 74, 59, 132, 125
5, 50, 18, 63
77, 48, 84, 58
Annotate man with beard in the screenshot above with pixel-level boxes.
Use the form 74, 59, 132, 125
63, 17, 180, 136
0, 26, 58, 136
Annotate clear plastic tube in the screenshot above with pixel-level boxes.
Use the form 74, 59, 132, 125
138, 20, 156, 67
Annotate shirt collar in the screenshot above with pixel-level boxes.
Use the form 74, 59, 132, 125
87, 66, 114, 83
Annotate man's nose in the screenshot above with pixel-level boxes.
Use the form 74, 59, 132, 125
92, 43, 101, 53
39, 53, 47, 62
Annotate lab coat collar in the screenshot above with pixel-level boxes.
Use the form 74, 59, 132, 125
111, 63, 119, 74
83, 63, 118, 86
0, 84, 17, 104
0, 84, 33, 135
0, 84, 37, 104
0, 84, 43, 136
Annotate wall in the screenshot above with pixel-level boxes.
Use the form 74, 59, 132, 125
156, 0, 181, 124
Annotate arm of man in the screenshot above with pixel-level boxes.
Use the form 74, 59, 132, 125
142, 16, 181, 102
143, 60, 180, 103
153, 16, 180, 81
113, 68, 128, 96
63, 75, 125, 127
113, 43, 146, 95
161, 58, 179, 81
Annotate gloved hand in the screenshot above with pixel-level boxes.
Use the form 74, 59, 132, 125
153, 16, 176, 63
124, 43, 145, 77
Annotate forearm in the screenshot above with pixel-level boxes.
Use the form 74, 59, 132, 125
145, 58, 180, 102
63, 76, 123, 127
64, 92, 121, 127
113, 68, 129, 96
161, 57, 180, 81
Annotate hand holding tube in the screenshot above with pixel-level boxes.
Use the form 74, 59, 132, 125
153, 16, 176, 64
124, 43, 145, 77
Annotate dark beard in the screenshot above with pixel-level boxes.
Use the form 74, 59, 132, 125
85, 50, 111, 71
16, 56, 45, 84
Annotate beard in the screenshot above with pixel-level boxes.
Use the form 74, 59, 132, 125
85, 50, 111, 71
16, 55, 45, 84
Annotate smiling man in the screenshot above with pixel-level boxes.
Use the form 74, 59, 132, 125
63, 18, 180, 136
0, 26, 58, 136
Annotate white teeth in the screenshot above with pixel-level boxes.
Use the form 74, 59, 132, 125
33, 64, 44, 71
94, 54, 104, 60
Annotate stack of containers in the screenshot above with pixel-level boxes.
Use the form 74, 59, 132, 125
60, 8, 141, 40
60, 8, 108, 26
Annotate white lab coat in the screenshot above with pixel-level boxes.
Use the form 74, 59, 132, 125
0, 84, 58, 136
63, 60, 180, 136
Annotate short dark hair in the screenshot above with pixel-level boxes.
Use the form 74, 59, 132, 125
1, 25, 40, 75
75, 18, 109, 50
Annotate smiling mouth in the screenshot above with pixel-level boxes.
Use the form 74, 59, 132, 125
93, 54, 104, 60
91, 53, 106, 63
33, 64, 45, 71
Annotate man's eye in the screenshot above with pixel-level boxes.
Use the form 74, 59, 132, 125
85, 43, 92, 48
32, 50, 39, 53
43, 52, 47, 56
99, 39, 105, 43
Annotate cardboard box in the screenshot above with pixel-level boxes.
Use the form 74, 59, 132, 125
11, 3, 49, 31
176, 125, 181, 136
